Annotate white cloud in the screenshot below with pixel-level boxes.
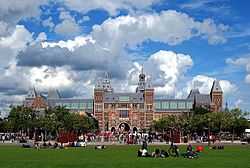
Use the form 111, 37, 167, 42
0, 21, 9, 37
42, 16, 55, 31
42, 36, 95, 51
180, 0, 231, 16
64, 0, 159, 16
226, 56, 250, 84
246, 74, 250, 84
0, 0, 48, 31
178, 75, 237, 98
0, 25, 33, 67
29, 65, 73, 89
234, 99, 243, 108
54, 10, 81, 37
54, 19, 81, 37
36, 32, 47, 42
91, 10, 227, 53
126, 50, 193, 95
78, 16, 90, 24
0, 25, 33, 49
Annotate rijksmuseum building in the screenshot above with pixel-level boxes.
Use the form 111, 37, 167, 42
24, 70, 223, 132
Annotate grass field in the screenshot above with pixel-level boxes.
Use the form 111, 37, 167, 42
0, 144, 249, 168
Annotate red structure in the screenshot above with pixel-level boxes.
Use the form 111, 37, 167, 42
57, 131, 78, 143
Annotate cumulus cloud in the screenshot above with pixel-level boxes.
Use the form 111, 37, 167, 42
0, 21, 9, 37
63, 0, 159, 16
145, 50, 193, 95
42, 36, 95, 51
226, 56, 250, 84
42, 16, 55, 31
17, 41, 130, 79
126, 50, 193, 95
18, 10, 227, 72
29, 66, 73, 89
54, 10, 81, 37
0, 25, 33, 67
78, 16, 91, 24
0, 0, 48, 37
0, 63, 30, 95
177, 75, 237, 98
92, 10, 227, 52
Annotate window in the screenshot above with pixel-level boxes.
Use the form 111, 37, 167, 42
154, 102, 161, 109
119, 110, 129, 118
169, 101, 177, 109
139, 104, 144, 109
162, 101, 169, 109
95, 103, 103, 112
104, 103, 108, 109
147, 105, 152, 110
119, 96, 129, 101
178, 102, 186, 109
87, 102, 93, 109
118, 103, 128, 108
186, 102, 193, 109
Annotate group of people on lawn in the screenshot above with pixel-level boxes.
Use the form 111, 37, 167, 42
138, 141, 201, 159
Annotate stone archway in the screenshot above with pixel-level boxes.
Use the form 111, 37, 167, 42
118, 123, 130, 132
111, 127, 116, 133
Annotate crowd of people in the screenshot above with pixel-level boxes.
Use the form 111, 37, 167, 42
138, 141, 202, 159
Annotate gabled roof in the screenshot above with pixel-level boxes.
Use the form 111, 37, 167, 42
26, 87, 37, 99
211, 80, 222, 93
187, 89, 200, 100
195, 94, 211, 105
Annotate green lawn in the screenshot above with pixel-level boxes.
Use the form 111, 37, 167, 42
0, 144, 249, 168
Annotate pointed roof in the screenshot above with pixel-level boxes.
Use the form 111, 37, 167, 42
211, 80, 223, 93
187, 89, 200, 100
26, 87, 37, 99
195, 94, 211, 105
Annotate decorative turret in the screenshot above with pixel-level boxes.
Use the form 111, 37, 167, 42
210, 80, 223, 112
136, 66, 146, 93
95, 72, 113, 92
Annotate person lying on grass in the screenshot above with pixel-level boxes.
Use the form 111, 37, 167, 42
182, 144, 199, 159
151, 149, 169, 158
95, 145, 106, 150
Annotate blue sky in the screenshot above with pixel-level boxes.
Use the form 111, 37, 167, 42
0, 0, 250, 116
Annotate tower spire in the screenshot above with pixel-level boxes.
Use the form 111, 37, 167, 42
136, 65, 146, 93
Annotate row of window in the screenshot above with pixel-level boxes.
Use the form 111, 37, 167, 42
104, 103, 144, 109
154, 101, 193, 110
119, 110, 129, 118
55, 102, 93, 109
54, 101, 192, 110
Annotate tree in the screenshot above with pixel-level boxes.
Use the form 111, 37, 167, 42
227, 108, 249, 142
3, 106, 99, 141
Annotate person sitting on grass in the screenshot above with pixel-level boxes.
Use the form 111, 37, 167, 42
142, 140, 147, 150
184, 144, 198, 159
168, 142, 179, 157
142, 148, 149, 157
138, 148, 151, 157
